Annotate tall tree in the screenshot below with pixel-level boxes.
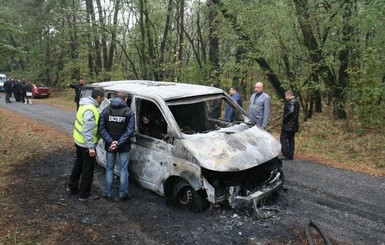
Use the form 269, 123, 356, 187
177, 0, 185, 82
107, 0, 121, 72
158, 0, 174, 81
207, 0, 220, 84
85, 0, 102, 76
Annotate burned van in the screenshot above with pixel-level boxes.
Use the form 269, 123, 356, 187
83, 80, 283, 211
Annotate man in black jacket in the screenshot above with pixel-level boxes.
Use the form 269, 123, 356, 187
280, 90, 300, 160
99, 91, 135, 201
69, 79, 84, 110
4, 78, 12, 103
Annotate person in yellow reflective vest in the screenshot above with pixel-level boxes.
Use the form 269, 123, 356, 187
67, 87, 105, 201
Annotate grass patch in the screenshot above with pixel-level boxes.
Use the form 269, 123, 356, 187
266, 98, 385, 176
34, 88, 77, 110
295, 114, 385, 174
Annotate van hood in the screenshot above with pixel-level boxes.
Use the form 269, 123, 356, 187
181, 124, 281, 172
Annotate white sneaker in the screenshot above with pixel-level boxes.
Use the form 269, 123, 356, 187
24, 101, 27, 104
29, 101, 32, 104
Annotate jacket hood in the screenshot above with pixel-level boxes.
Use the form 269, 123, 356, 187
110, 98, 128, 109
181, 124, 281, 171
79, 96, 99, 107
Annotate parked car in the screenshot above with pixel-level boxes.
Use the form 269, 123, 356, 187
82, 80, 284, 211
32, 84, 51, 98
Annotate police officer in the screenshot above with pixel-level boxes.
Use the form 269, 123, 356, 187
99, 90, 135, 202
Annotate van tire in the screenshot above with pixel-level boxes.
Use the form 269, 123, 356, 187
170, 179, 208, 212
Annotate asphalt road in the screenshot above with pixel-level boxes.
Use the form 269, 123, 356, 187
1, 97, 384, 244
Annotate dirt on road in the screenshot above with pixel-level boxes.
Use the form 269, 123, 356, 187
1, 149, 309, 244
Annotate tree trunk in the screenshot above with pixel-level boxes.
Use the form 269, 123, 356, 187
85, 0, 101, 76
177, 0, 185, 82
107, 0, 121, 72
143, 0, 158, 80
159, 0, 173, 81
207, 0, 220, 84
95, 0, 108, 71
69, 0, 79, 80
293, 0, 326, 116
139, 0, 148, 79
333, 0, 354, 119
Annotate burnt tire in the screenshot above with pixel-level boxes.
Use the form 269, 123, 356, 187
170, 179, 208, 212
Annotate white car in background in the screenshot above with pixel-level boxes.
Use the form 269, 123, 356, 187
0, 74, 7, 92
82, 80, 284, 211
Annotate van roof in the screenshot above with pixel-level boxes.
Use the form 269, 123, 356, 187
88, 80, 224, 101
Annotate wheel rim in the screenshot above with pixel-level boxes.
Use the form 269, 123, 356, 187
177, 187, 193, 206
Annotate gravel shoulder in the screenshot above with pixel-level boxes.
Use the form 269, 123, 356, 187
1, 98, 384, 244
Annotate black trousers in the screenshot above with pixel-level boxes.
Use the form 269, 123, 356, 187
68, 144, 96, 198
280, 129, 296, 160
5, 91, 12, 102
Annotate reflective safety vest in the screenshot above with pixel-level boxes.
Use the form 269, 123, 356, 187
73, 104, 100, 145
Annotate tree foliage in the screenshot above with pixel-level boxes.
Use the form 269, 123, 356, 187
0, 0, 384, 129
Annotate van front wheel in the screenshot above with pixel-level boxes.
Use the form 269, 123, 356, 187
171, 180, 208, 212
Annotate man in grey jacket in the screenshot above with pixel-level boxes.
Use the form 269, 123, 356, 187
67, 87, 105, 201
248, 82, 271, 129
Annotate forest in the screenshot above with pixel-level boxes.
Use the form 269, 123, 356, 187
1, 0, 384, 129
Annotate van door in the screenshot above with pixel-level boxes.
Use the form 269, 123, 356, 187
129, 98, 173, 196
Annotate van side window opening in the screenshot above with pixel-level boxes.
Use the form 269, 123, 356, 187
137, 99, 167, 139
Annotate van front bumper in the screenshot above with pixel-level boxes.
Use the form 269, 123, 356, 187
228, 170, 283, 209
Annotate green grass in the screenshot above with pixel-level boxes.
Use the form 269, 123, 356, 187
35, 88, 77, 110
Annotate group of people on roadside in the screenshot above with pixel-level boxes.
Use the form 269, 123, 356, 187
66, 83, 135, 202
221, 81, 300, 161
3, 78, 33, 104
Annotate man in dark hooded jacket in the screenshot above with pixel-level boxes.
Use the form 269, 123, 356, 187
4, 78, 12, 103
99, 91, 135, 201
280, 90, 300, 160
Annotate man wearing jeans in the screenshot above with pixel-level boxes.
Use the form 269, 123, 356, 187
99, 91, 135, 201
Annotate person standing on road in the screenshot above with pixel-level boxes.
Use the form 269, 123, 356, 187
25, 81, 33, 104
248, 82, 271, 129
20, 80, 27, 104
13, 80, 22, 102
69, 79, 84, 110
99, 91, 135, 202
4, 78, 12, 103
224, 85, 243, 122
67, 87, 105, 201
280, 90, 300, 160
